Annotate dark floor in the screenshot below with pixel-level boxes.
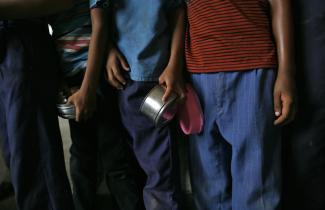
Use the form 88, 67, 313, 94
0, 196, 16, 210
0, 194, 122, 210
0, 193, 196, 210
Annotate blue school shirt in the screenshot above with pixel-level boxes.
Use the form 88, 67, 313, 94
111, 0, 182, 81
50, 0, 108, 78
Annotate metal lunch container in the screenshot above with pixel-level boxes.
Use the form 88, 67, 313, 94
56, 90, 76, 120
140, 85, 179, 126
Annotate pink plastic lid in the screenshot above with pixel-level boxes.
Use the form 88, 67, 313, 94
178, 84, 204, 135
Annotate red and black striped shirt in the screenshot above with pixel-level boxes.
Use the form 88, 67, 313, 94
185, 0, 277, 73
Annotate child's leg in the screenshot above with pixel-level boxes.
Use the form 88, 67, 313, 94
118, 81, 180, 210
0, 21, 74, 210
189, 73, 232, 210
221, 69, 281, 210
0, 99, 10, 168
97, 83, 144, 210
0, 99, 14, 201
68, 83, 143, 210
189, 69, 281, 210
68, 119, 98, 210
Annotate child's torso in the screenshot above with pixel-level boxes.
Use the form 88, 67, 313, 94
110, 0, 182, 81
186, 0, 277, 73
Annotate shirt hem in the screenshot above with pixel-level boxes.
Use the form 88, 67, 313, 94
187, 64, 277, 73
129, 75, 160, 82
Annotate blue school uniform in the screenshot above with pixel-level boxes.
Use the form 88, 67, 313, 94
110, 0, 183, 209
111, 0, 182, 81
50, 1, 143, 210
0, 19, 74, 210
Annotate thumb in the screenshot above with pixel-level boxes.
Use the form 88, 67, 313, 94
75, 106, 81, 122
162, 84, 172, 103
67, 96, 79, 121
159, 76, 165, 85
118, 54, 130, 71
274, 91, 282, 117
67, 95, 74, 105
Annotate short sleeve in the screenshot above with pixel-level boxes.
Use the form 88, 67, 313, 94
89, 0, 110, 9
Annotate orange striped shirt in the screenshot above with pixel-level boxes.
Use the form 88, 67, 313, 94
185, 0, 277, 73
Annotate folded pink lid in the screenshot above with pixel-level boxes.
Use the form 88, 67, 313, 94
178, 84, 204, 135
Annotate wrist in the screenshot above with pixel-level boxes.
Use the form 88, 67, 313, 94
277, 60, 295, 76
167, 60, 184, 73
80, 82, 97, 94
107, 40, 115, 51
276, 69, 295, 81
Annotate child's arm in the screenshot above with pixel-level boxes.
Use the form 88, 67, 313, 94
67, 8, 108, 122
159, 3, 186, 102
105, 8, 129, 90
269, 0, 297, 126
0, 0, 73, 18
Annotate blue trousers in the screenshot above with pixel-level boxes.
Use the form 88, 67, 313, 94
117, 81, 180, 210
0, 20, 74, 210
67, 78, 143, 210
189, 69, 281, 210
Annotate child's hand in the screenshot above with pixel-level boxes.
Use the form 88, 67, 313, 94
67, 87, 97, 122
106, 47, 129, 89
159, 65, 186, 103
273, 72, 297, 126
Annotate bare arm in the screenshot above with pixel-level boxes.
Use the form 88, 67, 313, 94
68, 8, 108, 122
269, 0, 296, 125
159, 3, 186, 101
82, 8, 108, 95
0, 0, 73, 19
269, 0, 295, 77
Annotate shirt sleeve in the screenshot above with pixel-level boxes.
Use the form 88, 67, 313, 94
89, 0, 110, 9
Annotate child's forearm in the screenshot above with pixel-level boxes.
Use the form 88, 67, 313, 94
80, 8, 108, 92
167, 4, 186, 70
0, 0, 73, 19
269, 0, 295, 76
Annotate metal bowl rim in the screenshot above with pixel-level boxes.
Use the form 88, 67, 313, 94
140, 85, 164, 113
154, 97, 178, 125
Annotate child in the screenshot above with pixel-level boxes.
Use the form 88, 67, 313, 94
186, 0, 296, 209
49, 1, 143, 209
0, 0, 74, 209
105, 0, 186, 209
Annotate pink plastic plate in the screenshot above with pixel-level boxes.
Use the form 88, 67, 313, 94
178, 84, 204, 135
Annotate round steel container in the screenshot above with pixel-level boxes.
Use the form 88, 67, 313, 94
56, 91, 76, 119
140, 85, 179, 126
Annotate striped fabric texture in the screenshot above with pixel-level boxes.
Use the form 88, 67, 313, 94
185, 0, 277, 73
50, 0, 91, 78
50, 0, 108, 78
